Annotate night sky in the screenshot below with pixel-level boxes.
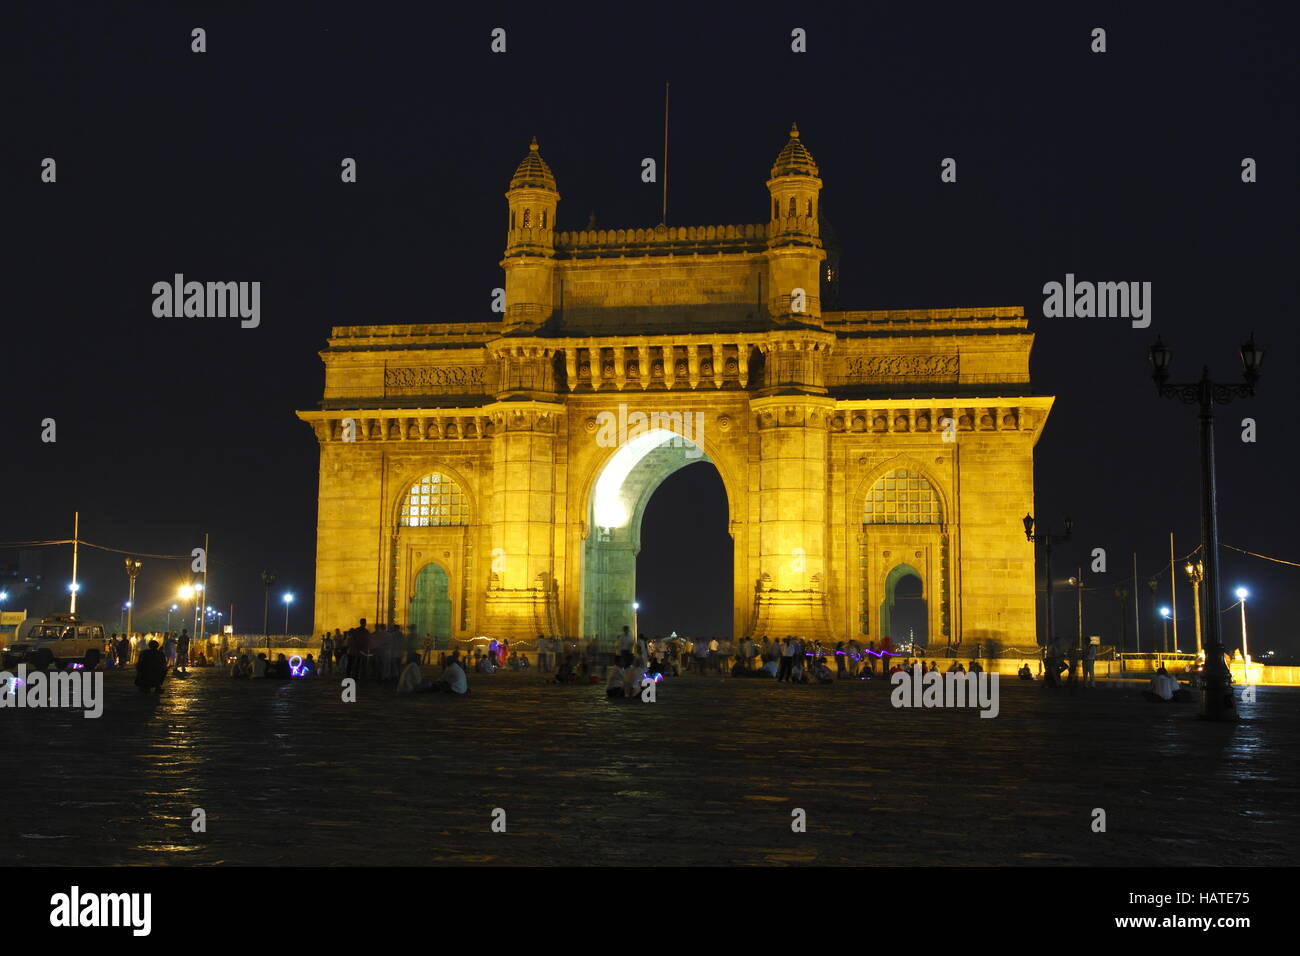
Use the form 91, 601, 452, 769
7, 2, 1297, 653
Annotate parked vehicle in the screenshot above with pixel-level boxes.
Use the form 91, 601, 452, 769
1, 614, 107, 669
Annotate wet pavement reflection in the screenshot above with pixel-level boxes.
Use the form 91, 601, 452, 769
3, 669, 1296, 866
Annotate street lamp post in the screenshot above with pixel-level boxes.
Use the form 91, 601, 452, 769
178, 585, 195, 654
1159, 607, 1171, 661
1149, 333, 1262, 720
1023, 514, 1072, 681
1235, 587, 1251, 685
192, 583, 205, 640
261, 571, 277, 656
1114, 586, 1128, 673
1066, 569, 1085, 683
1185, 561, 1204, 656
124, 558, 142, 640
1146, 576, 1160, 652
283, 592, 294, 639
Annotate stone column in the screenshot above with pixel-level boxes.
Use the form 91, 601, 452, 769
482, 401, 562, 640
750, 394, 835, 641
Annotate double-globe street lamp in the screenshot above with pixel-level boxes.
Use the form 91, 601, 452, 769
1149, 333, 1263, 720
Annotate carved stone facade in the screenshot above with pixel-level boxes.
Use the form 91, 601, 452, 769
299, 127, 1054, 647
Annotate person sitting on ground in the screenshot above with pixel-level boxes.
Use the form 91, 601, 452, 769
814, 658, 835, 684
947, 660, 965, 674
252, 653, 269, 678
554, 654, 578, 684
435, 655, 469, 695
270, 654, 293, 679
790, 658, 808, 684
623, 659, 648, 698
398, 653, 431, 693
605, 663, 625, 699
1144, 666, 1188, 702
968, 660, 983, 674
231, 654, 251, 678
476, 654, 498, 675
301, 653, 318, 677
1018, 662, 1034, 680
135, 639, 168, 693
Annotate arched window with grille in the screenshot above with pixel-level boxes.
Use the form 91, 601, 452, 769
541, 210, 548, 229
864, 468, 942, 525
400, 472, 470, 527
522, 208, 531, 229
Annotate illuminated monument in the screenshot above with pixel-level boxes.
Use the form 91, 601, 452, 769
298, 126, 1054, 647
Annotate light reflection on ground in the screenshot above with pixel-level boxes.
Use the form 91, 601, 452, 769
3, 669, 1296, 866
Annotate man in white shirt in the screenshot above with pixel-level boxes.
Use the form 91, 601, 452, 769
618, 626, 634, 667
439, 656, 469, 695
623, 660, 647, 698
1145, 667, 1183, 702
398, 655, 426, 693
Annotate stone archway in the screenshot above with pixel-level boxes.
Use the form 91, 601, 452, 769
880, 563, 928, 649
580, 428, 731, 645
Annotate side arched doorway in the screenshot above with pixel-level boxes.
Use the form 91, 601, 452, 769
880, 564, 928, 650
409, 563, 452, 649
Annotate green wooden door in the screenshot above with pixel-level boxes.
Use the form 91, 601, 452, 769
410, 563, 452, 649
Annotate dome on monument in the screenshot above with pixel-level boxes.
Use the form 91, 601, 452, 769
509, 137, 557, 191
770, 123, 819, 178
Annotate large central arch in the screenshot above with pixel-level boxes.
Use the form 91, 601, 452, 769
581, 428, 730, 643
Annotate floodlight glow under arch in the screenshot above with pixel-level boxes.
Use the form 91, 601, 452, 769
593, 429, 703, 529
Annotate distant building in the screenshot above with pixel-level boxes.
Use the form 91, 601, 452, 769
299, 125, 1053, 646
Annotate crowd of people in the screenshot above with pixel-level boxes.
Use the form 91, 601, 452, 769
114, 613, 1207, 706
103, 629, 210, 672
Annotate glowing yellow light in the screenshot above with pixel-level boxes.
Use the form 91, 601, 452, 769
594, 428, 699, 528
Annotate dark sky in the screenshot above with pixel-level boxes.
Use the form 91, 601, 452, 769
7, 2, 1297, 653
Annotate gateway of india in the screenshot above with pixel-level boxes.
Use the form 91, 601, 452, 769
298, 125, 1054, 649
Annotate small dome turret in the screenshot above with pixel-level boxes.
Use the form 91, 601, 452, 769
770, 123, 819, 178
510, 137, 557, 191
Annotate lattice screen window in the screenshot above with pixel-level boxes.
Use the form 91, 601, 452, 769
864, 469, 941, 525
400, 473, 469, 527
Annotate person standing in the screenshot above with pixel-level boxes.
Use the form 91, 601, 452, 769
320, 633, 334, 675
423, 634, 433, 665
348, 619, 370, 680
777, 636, 796, 683
1083, 639, 1097, 686
618, 626, 634, 667
692, 637, 709, 675
176, 629, 191, 674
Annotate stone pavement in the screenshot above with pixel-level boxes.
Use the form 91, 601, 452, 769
4, 668, 1296, 866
